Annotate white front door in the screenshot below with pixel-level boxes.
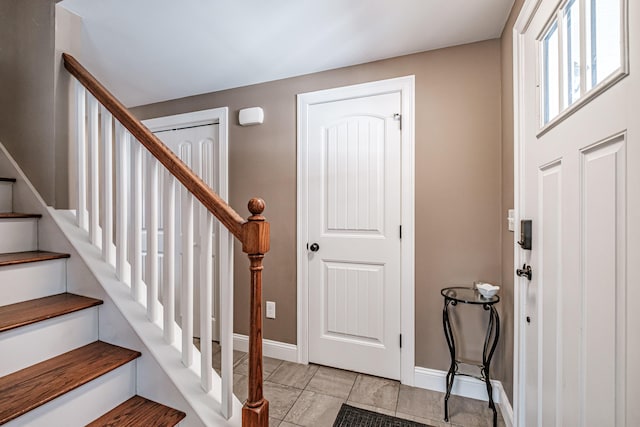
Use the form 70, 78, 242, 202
305, 91, 402, 380
517, 0, 638, 425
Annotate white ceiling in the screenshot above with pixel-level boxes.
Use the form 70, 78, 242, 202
59, 0, 515, 107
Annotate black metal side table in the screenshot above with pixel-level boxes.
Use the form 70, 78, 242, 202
441, 286, 500, 427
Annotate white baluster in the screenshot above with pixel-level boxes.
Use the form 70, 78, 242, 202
200, 212, 213, 391
220, 229, 234, 419
74, 81, 88, 230
132, 142, 143, 302
181, 192, 194, 367
147, 156, 159, 321
88, 96, 100, 246
101, 107, 114, 265
116, 125, 130, 284
163, 170, 176, 343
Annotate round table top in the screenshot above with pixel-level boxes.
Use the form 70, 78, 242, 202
441, 286, 500, 304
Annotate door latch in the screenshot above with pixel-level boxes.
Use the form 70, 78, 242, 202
516, 264, 532, 281
393, 113, 402, 130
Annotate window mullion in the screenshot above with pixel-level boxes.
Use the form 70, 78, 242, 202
578, 0, 588, 96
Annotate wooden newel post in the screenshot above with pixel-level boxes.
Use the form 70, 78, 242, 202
242, 198, 270, 427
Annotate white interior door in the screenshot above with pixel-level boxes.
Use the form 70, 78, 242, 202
142, 124, 221, 341
517, 0, 638, 425
306, 91, 402, 380
160, 125, 219, 341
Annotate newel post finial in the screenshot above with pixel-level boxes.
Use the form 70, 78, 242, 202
248, 198, 266, 220
242, 197, 270, 427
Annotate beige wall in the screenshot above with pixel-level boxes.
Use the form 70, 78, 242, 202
0, 0, 58, 206
499, 0, 525, 402
133, 39, 505, 376
53, 5, 82, 210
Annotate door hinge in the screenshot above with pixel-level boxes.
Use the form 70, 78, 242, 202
399, 334, 402, 348
399, 225, 402, 239
393, 113, 402, 130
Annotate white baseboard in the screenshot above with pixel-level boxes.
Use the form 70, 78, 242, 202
233, 334, 298, 363
498, 384, 514, 427
414, 367, 513, 427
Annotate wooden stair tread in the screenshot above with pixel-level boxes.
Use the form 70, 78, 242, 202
0, 178, 16, 183
0, 251, 70, 267
0, 213, 42, 219
87, 396, 186, 427
0, 293, 103, 333
0, 341, 141, 425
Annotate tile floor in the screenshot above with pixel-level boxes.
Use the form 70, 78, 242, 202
195, 340, 505, 427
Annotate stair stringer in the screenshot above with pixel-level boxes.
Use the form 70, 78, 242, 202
0, 141, 242, 427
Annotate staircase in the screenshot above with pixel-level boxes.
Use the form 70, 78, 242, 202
0, 177, 186, 426
59, 53, 270, 426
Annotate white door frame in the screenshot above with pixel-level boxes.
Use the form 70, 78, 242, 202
296, 76, 416, 385
142, 107, 232, 344
512, 2, 539, 423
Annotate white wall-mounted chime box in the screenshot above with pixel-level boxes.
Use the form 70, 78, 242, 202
238, 107, 264, 126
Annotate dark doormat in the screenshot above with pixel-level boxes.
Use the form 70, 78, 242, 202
333, 404, 434, 427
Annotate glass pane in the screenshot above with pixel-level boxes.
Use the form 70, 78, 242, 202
586, 0, 621, 89
543, 22, 560, 124
563, 0, 581, 107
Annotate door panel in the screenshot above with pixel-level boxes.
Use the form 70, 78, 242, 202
325, 117, 385, 234
307, 91, 401, 380
324, 261, 384, 343
539, 161, 562, 427
581, 137, 626, 426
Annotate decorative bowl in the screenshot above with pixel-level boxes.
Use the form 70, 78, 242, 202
476, 283, 500, 298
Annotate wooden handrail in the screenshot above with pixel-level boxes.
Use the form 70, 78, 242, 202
63, 53, 270, 426
62, 53, 245, 240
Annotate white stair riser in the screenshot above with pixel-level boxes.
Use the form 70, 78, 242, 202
0, 308, 99, 377
5, 361, 137, 427
0, 182, 12, 213
0, 260, 66, 305
0, 218, 38, 252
